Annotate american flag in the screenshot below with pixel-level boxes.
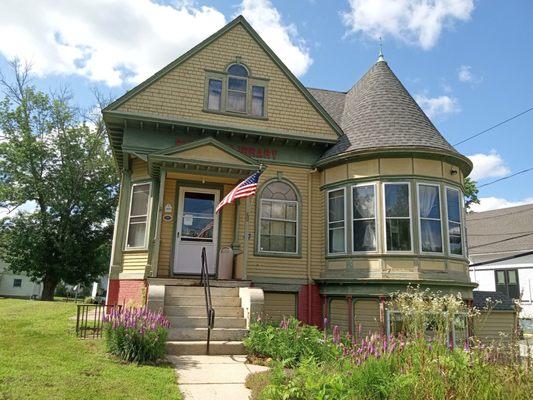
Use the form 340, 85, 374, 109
215, 170, 262, 213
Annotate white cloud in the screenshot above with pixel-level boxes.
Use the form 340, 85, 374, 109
458, 65, 482, 84
0, 0, 312, 87
414, 94, 460, 119
342, 0, 475, 50
238, 0, 312, 76
470, 197, 533, 213
468, 151, 510, 181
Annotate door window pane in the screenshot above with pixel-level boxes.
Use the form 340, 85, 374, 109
181, 192, 215, 240
384, 184, 411, 251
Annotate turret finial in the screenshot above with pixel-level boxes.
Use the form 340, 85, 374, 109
377, 37, 385, 62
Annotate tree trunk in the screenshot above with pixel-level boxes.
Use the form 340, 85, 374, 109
41, 274, 58, 301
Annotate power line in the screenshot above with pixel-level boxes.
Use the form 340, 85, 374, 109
477, 167, 533, 188
454, 106, 533, 146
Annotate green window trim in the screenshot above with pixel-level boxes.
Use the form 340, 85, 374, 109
255, 178, 301, 258
445, 186, 465, 258
124, 181, 153, 251
383, 182, 413, 254
203, 63, 268, 119
327, 187, 347, 255
417, 182, 444, 255
351, 182, 379, 254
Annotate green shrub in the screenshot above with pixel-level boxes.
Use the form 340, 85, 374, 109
103, 307, 171, 364
244, 317, 338, 367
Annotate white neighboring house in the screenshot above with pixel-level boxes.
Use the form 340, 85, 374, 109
0, 259, 42, 299
467, 204, 533, 320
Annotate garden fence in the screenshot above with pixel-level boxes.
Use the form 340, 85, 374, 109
76, 304, 122, 339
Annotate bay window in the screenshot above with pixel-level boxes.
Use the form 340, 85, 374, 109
384, 183, 412, 252
259, 181, 298, 254
446, 187, 463, 256
126, 183, 151, 249
352, 184, 377, 252
418, 184, 443, 253
328, 188, 346, 254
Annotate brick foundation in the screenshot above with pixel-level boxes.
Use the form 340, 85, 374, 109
106, 279, 147, 307
297, 284, 323, 328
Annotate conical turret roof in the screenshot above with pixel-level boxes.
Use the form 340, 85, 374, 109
309, 60, 466, 165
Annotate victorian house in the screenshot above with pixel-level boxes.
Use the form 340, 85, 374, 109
103, 16, 495, 354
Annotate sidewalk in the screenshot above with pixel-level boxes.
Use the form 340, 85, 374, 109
167, 355, 269, 400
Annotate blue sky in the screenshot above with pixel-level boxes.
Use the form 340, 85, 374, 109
1, 0, 531, 212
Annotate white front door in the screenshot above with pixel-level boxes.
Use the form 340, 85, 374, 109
173, 187, 219, 275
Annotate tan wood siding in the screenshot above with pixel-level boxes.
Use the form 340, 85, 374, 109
157, 178, 177, 277
130, 157, 150, 181
220, 185, 236, 248
122, 252, 149, 274
117, 24, 337, 140
263, 292, 297, 323
354, 299, 381, 337
310, 171, 325, 279
243, 164, 312, 280
329, 298, 350, 333
474, 311, 517, 344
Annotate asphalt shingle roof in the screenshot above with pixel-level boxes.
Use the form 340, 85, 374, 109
307, 60, 461, 161
473, 291, 516, 311
466, 203, 533, 264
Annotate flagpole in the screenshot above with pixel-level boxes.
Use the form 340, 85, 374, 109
242, 197, 250, 281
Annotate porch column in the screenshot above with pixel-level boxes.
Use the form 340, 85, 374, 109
149, 169, 166, 278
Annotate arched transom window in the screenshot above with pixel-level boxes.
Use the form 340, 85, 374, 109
259, 181, 298, 254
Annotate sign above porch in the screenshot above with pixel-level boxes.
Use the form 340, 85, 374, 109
147, 137, 261, 178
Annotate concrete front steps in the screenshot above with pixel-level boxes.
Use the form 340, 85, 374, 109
164, 285, 248, 355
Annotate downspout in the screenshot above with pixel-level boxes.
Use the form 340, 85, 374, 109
307, 168, 317, 323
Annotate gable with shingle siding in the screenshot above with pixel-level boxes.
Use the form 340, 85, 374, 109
115, 22, 338, 140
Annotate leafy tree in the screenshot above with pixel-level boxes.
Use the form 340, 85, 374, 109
0, 61, 118, 300
464, 177, 480, 211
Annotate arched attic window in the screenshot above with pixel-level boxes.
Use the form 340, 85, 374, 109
258, 180, 299, 255
226, 63, 249, 113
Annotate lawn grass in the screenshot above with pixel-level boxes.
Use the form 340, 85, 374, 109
0, 298, 182, 400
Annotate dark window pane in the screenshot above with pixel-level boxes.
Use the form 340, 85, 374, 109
13, 279, 22, 287
420, 219, 443, 253
228, 77, 246, 91
449, 233, 462, 255
508, 270, 518, 284
385, 184, 410, 217
353, 220, 376, 251
496, 270, 505, 284
207, 79, 222, 110
386, 219, 411, 251
329, 190, 344, 222
508, 284, 520, 299
227, 64, 248, 77
285, 237, 296, 253
353, 185, 375, 219
419, 185, 440, 219
252, 86, 265, 116
446, 188, 461, 222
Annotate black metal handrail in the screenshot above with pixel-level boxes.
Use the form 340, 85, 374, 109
200, 247, 215, 354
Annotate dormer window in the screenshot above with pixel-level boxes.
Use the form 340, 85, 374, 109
204, 62, 267, 118
227, 64, 248, 113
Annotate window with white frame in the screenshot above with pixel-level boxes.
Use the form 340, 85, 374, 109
126, 183, 151, 249
259, 181, 298, 254
446, 187, 463, 256
352, 184, 377, 252
418, 184, 443, 253
328, 189, 345, 254
384, 183, 411, 251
